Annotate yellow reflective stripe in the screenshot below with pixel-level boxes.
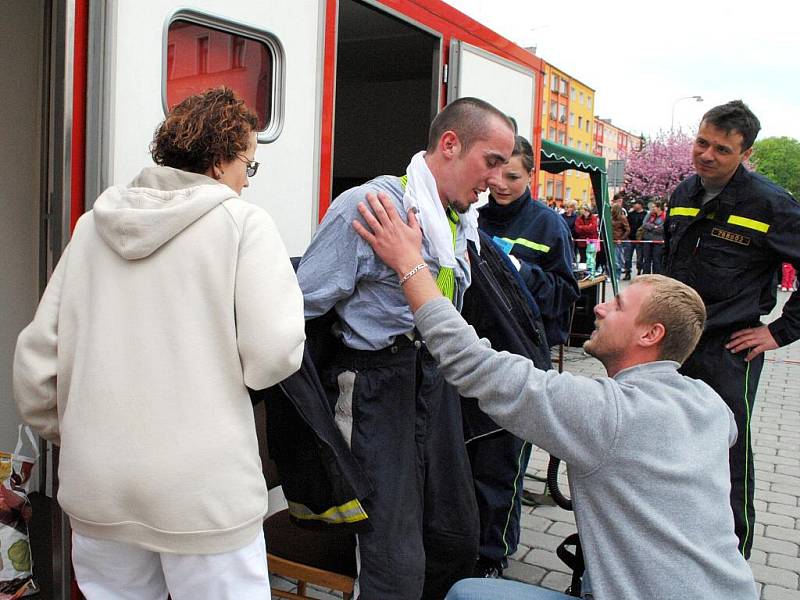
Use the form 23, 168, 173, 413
500, 237, 551, 253
287, 499, 369, 524
669, 207, 700, 217
399, 174, 408, 190
727, 215, 770, 233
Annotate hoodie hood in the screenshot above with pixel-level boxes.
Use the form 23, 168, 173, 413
93, 166, 237, 260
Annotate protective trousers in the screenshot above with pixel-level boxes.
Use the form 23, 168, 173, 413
679, 328, 763, 558
323, 336, 479, 599
467, 431, 531, 566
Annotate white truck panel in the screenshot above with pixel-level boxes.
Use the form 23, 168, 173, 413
449, 40, 536, 143
109, 0, 323, 255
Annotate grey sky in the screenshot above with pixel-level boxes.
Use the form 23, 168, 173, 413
444, 0, 799, 142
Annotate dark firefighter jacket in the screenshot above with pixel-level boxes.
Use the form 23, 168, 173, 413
663, 164, 800, 345
479, 189, 580, 346
255, 233, 552, 528
460, 230, 553, 442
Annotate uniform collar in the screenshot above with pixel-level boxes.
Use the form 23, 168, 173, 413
689, 163, 749, 203
479, 187, 531, 225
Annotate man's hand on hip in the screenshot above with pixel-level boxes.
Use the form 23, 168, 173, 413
725, 326, 779, 362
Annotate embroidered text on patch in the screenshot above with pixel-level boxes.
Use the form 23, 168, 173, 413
711, 227, 751, 246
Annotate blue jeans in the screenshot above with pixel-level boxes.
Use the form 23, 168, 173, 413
445, 579, 574, 600
640, 242, 663, 274
623, 241, 641, 273
614, 243, 624, 274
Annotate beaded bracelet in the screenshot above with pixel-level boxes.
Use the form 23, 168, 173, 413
399, 263, 428, 286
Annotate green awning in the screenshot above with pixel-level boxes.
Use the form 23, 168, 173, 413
538, 139, 617, 294
540, 139, 606, 174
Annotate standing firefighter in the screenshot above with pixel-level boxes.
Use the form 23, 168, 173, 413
663, 100, 800, 558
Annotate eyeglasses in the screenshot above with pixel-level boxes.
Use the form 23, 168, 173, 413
236, 155, 259, 178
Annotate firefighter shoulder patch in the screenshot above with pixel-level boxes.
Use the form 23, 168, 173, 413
711, 227, 751, 246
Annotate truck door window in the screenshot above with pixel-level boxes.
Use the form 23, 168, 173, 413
165, 14, 284, 141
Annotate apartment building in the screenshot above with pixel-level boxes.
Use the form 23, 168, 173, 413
537, 62, 595, 206
593, 118, 644, 198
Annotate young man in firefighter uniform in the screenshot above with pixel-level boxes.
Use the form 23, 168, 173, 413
296, 97, 515, 599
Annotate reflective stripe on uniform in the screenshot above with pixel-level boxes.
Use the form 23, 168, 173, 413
669, 207, 700, 217
500, 237, 551, 253
741, 361, 753, 556
728, 215, 770, 233
287, 498, 369, 524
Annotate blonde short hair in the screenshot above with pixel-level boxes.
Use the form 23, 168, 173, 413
565, 199, 578, 209
634, 275, 706, 363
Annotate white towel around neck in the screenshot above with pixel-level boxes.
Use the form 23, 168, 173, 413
402, 151, 480, 269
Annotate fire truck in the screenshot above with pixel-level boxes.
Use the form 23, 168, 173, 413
2, 0, 555, 595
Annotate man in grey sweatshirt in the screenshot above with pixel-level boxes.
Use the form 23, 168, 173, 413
351, 192, 757, 600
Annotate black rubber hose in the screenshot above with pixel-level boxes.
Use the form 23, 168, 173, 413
547, 455, 573, 511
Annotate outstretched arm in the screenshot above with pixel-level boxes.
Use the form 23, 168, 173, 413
352, 191, 615, 471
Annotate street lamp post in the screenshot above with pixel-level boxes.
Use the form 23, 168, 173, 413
671, 95, 704, 131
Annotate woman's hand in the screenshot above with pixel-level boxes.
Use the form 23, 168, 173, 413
352, 192, 425, 276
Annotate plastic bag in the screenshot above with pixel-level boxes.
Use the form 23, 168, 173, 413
0, 426, 39, 599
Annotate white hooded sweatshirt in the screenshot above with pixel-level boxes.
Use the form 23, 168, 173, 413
13, 167, 305, 554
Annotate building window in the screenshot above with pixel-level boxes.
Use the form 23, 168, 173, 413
558, 104, 567, 121
568, 136, 574, 146
546, 180, 554, 198
555, 181, 563, 200
538, 183, 543, 197
587, 96, 592, 109
586, 121, 591, 133
577, 140, 582, 150
197, 36, 209, 74
566, 187, 572, 200
231, 37, 245, 68
166, 13, 285, 141
571, 88, 576, 101
569, 112, 575, 126
559, 78, 567, 95
579, 92, 584, 105
558, 131, 565, 145
582, 189, 587, 201
578, 116, 583, 129
550, 100, 558, 119
549, 127, 556, 140
167, 43, 176, 79
551, 73, 558, 91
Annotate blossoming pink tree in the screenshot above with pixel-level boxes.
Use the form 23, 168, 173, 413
622, 132, 695, 202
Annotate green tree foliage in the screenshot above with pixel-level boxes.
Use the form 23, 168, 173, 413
750, 137, 800, 198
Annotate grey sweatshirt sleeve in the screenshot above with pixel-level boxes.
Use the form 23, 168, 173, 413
415, 298, 620, 474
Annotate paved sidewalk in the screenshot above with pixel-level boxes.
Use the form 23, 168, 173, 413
271, 288, 800, 599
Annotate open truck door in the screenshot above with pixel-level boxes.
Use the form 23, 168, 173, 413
447, 39, 536, 143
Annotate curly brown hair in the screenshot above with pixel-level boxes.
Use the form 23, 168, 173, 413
150, 87, 258, 175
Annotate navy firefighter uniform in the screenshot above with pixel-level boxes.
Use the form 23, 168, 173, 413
663, 164, 800, 558
467, 189, 579, 571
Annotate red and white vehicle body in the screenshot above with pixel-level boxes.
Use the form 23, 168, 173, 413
2, 0, 544, 595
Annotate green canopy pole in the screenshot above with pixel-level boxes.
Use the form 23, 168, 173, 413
539, 140, 618, 296
590, 171, 618, 296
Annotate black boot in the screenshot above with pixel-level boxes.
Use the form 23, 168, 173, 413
473, 558, 504, 579
622, 271, 631, 280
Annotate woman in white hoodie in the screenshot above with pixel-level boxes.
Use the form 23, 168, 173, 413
13, 88, 305, 599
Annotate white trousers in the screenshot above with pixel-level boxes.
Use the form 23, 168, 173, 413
72, 531, 271, 600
